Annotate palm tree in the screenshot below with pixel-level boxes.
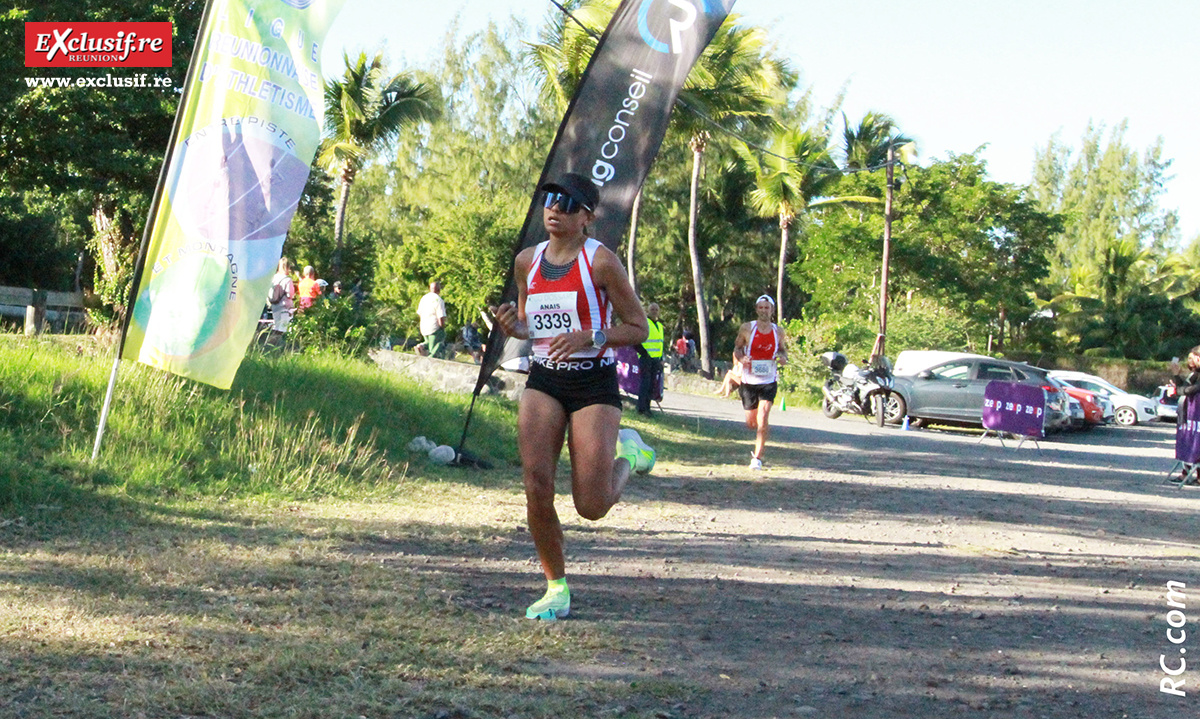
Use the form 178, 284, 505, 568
841, 111, 912, 170
319, 52, 441, 278
738, 127, 864, 320
673, 19, 791, 376
526, 0, 611, 113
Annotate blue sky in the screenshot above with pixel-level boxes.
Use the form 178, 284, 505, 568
322, 0, 1199, 241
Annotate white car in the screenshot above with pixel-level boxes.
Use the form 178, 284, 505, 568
1046, 370, 1157, 426
893, 350, 979, 376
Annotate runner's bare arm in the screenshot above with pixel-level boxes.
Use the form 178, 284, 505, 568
594, 247, 648, 347
775, 326, 788, 366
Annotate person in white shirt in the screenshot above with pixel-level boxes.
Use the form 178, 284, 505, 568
268, 257, 296, 333
417, 280, 447, 358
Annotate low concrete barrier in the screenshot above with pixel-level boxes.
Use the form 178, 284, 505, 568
369, 349, 527, 401
370, 349, 722, 402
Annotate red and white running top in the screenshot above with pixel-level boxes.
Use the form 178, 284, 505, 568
525, 238, 613, 360
742, 322, 781, 385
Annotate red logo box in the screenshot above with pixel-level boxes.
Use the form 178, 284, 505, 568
25, 22, 172, 68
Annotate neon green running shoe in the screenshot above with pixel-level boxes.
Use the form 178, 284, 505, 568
617, 428, 656, 475
525, 586, 570, 620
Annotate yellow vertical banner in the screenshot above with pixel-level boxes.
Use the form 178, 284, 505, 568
122, 0, 346, 389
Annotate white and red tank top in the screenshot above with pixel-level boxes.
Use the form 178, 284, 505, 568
525, 238, 613, 360
743, 322, 780, 385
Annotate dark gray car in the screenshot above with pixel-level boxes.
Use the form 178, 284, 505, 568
890, 355, 1068, 429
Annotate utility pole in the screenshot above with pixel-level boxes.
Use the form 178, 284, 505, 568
872, 142, 895, 363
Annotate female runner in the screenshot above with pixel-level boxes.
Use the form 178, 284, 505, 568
492, 173, 655, 620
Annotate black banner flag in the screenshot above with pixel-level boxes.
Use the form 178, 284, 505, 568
524, 0, 738, 256
469, 0, 738, 407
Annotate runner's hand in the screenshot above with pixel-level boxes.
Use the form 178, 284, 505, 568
547, 330, 591, 362
488, 302, 526, 339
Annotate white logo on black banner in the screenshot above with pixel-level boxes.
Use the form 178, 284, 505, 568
638, 0, 719, 54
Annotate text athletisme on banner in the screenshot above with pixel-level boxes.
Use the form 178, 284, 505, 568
121, 0, 346, 389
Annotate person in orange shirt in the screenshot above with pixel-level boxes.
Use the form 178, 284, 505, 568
296, 265, 323, 310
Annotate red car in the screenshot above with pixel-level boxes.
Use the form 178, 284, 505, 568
1061, 385, 1105, 427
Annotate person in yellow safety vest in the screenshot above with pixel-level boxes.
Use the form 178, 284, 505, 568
637, 303, 665, 415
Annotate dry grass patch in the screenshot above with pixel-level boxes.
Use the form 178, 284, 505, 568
0, 482, 698, 718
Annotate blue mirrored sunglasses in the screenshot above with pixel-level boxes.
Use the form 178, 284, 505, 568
542, 191, 587, 214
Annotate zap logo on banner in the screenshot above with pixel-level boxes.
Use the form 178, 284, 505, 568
25, 22, 172, 68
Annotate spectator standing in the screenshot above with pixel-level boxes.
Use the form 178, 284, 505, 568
267, 257, 296, 334
417, 280, 447, 358
674, 335, 690, 371
1170, 346, 1200, 427
296, 265, 322, 309
636, 302, 665, 415
460, 321, 484, 363
1168, 346, 1200, 484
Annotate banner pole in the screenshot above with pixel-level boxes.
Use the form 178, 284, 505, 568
91, 357, 122, 462
89, 0, 217, 462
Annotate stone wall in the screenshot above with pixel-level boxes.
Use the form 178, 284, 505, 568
370, 349, 722, 401
663, 366, 721, 395
369, 349, 526, 401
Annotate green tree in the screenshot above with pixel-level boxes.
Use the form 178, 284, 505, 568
841, 111, 912, 170
1031, 121, 1179, 291
318, 52, 441, 279
1048, 235, 1200, 359
797, 154, 1059, 352
347, 21, 550, 338
526, 0, 610, 114
1030, 122, 1189, 358
0, 1, 203, 316
738, 124, 881, 320
672, 18, 791, 376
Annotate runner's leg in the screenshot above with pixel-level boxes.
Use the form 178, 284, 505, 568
566, 403, 627, 520
754, 401, 773, 460
519, 389, 569, 580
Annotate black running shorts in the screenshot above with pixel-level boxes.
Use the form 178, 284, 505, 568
739, 381, 778, 411
526, 356, 622, 415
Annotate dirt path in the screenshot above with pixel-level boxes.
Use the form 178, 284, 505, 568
9, 387, 1195, 718
486, 391, 1200, 718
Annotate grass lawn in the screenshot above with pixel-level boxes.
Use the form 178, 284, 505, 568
0, 335, 739, 718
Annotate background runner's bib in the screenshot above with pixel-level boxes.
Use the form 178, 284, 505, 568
751, 359, 776, 377
526, 291, 582, 339
743, 323, 780, 385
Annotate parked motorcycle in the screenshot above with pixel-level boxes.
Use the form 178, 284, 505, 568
820, 351, 896, 427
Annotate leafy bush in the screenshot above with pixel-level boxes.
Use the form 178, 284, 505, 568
285, 295, 382, 357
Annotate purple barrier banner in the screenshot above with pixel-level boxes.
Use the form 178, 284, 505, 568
615, 345, 640, 396
982, 381, 1045, 438
1175, 396, 1200, 463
